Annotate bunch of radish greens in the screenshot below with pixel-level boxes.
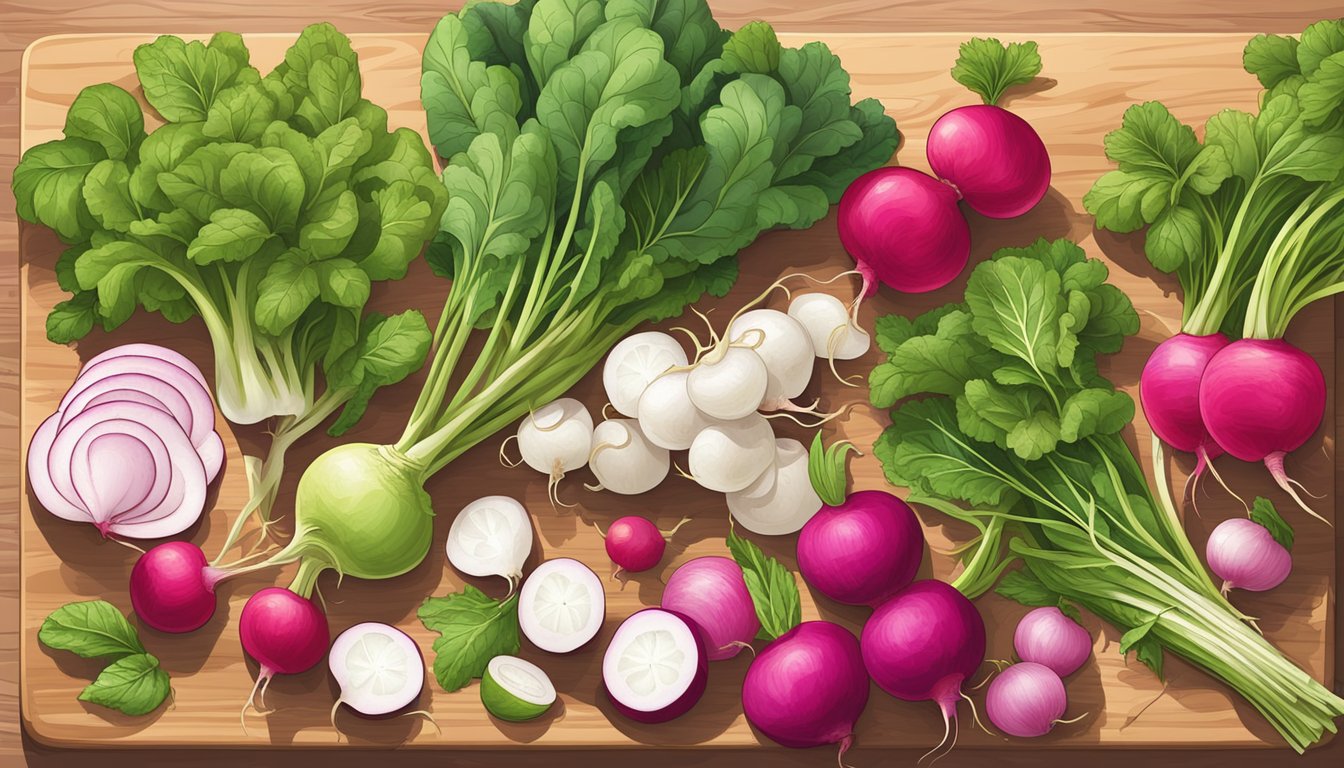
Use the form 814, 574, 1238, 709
1084, 18, 1344, 518
871, 238, 1344, 752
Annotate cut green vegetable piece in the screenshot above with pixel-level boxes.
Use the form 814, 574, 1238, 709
481, 655, 556, 722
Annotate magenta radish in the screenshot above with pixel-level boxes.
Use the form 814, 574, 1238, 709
985, 661, 1071, 738
1013, 607, 1092, 677
926, 105, 1050, 219
1140, 332, 1230, 493
797, 489, 924, 606
661, 556, 760, 661
741, 621, 870, 754
130, 541, 227, 633
1206, 518, 1292, 593
862, 580, 986, 758
239, 584, 330, 715
602, 515, 690, 574
1199, 338, 1326, 520
602, 608, 708, 723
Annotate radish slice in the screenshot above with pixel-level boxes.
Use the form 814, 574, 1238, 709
518, 558, 605, 653
329, 622, 425, 717
603, 608, 708, 723
81, 344, 210, 391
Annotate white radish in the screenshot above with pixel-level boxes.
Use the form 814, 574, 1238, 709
588, 420, 669, 495
728, 309, 815, 408
603, 332, 688, 417
789, 293, 870, 360
328, 622, 425, 720
637, 371, 716, 450
516, 398, 594, 506
727, 438, 822, 535
446, 496, 533, 594
687, 414, 776, 493
686, 346, 768, 420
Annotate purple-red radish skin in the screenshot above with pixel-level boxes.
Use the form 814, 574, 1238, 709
130, 541, 227, 633
1200, 338, 1325, 461
838, 167, 971, 294
926, 105, 1051, 219
985, 661, 1068, 737
796, 490, 924, 606
661, 556, 760, 660
605, 516, 666, 572
1141, 332, 1229, 473
239, 587, 329, 678
1013, 606, 1091, 677
742, 621, 869, 752
1206, 518, 1292, 593
603, 608, 708, 723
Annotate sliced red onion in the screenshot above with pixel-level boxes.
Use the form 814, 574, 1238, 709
80, 344, 209, 390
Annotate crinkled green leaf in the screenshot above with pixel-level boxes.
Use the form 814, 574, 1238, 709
133, 32, 259, 122
254, 250, 319, 334
186, 208, 271, 264
950, 37, 1042, 106
39, 600, 145, 659
14, 139, 106, 242
726, 527, 800, 641
203, 82, 278, 143
64, 84, 145, 161
418, 588, 519, 693
1060, 388, 1134, 442
1250, 496, 1294, 550
82, 160, 142, 232
1244, 34, 1300, 87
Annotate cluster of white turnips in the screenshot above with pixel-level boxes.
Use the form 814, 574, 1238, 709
506, 289, 871, 536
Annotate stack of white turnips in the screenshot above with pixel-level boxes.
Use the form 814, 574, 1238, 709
508, 291, 871, 535
28, 343, 224, 539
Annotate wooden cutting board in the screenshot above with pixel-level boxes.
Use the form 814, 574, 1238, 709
19, 31, 1337, 751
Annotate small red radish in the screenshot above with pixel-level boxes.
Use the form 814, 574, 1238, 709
239, 586, 329, 718
986, 661, 1071, 738
1206, 518, 1292, 593
661, 556, 760, 661
602, 515, 690, 575
130, 541, 228, 633
797, 490, 924, 606
1140, 332, 1230, 497
926, 105, 1050, 219
1013, 606, 1092, 677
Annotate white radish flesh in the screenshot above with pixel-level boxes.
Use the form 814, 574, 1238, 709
603, 332, 688, 417
446, 495, 533, 592
727, 438, 822, 535
518, 558, 606, 653
637, 371, 716, 450
687, 414, 776, 493
789, 293, 871, 360
329, 622, 425, 717
589, 420, 669, 495
687, 346, 768, 420
728, 309, 815, 405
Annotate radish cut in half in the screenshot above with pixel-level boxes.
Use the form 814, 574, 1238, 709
518, 558, 605, 653
328, 622, 425, 717
481, 655, 557, 722
603, 608, 708, 723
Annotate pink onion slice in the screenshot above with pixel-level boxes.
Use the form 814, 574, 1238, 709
27, 414, 92, 524
80, 344, 209, 391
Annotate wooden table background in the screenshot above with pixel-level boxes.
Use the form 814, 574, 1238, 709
2, 1, 1343, 765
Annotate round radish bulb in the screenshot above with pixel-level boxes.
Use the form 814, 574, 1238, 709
603, 332, 688, 417
1199, 339, 1326, 518
1013, 607, 1092, 677
589, 419, 669, 495
1140, 332, 1229, 478
517, 398, 594, 502
604, 515, 688, 573
742, 621, 869, 754
636, 370, 717, 450
661, 556, 759, 660
482, 655, 556, 721
329, 622, 424, 717
838, 167, 971, 294
728, 309, 815, 406
687, 414, 775, 493
130, 541, 227, 633
518, 558, 605, 653
798, 490, 924, 606
687, 346, 768, 420
862, 580, 985, 755
727, 438, 822, 535
788, 293, 871, 360
1206, 518, 1292, 593
926, 105, 1051, 219
240, 587, 329, 694
446, 495, 533, 593
986, 662, 1069, 738
603, 608, 708, 723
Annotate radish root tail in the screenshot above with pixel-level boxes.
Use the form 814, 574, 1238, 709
837, 733, 856, 768
1264, 451, 1332, 526
1203, 453, 1248, 512
498, 434, 523, 468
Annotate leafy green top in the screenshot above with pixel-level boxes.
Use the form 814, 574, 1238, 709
418, 587, 520, 692
950, 37, 1042, 106
39, 600, 171, 716
1250, 496, 1295, 550
726, 527, 801, 641
807, 431, 858, 507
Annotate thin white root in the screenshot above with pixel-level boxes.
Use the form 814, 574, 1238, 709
329, 699, 344, 740
1053, 711, 1091, 727
662, 516, 693, 541
961, 692, 993, 736
1203, 454, 1247, 512
401, 709, 441, 735
107, 536, 147, 554
762, 401, 854, 429
720, 640, 757, 658
498, 434, 523, 468
547, 467, 577, 512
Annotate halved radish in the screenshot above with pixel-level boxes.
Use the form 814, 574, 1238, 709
603, 332, 688, 417
518, 558, 605, 653
328, 622, 425, 718
481, 655, 557, 722
446, 496, 533, 593
603, 608, 708, 723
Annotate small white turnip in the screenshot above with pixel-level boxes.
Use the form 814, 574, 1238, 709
788, 293, 871, 362
686, 345, 768, 420
726, 439, 821, 535
636, 370, 716, 450
518, 558, 605, 653
328, 622, 426, 722
588, 419, 669, 495
727, 309, 815, 408
515, 398, 594, 507
686, 414, 776, 493
602, 332, 688, 417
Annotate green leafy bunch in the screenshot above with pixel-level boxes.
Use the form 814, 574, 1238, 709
870, 238, 1344, 751
39, 601, 171, 717
1083, 19, 1344, 338
395, 0, 899, 474
13, 25, 444, 549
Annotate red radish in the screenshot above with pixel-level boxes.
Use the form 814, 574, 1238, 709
862, 580, 986, 759
926, 105, 1050, 219
239, 586, 329, 714
602, 516, 690, 574
661, 556, 760, 661
1199, 338, 1327, 520
985, 661, 1070, 737
1140, 333, 1230, 497
796, 490, 924, 606
130, 541, 227, 633
602, 608, 708, 723
1206, 518, 1292, 593
741, 621, 869, 757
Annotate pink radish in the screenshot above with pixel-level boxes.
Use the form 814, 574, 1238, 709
602, 515, 690, 575
239, 586, 329, 717
926, 104, 1050, 219
1140, 332, 1230, 497
130, 541, 228, 633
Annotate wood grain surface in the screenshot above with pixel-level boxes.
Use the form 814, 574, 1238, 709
4, 3, 1344, 768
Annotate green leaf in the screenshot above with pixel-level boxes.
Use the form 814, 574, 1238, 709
771, 42, 863, 182
78, 653, 171, 716
1250, 497, 1294, 550
64, 84, 145, 161
128, 123, 209, 211
995, 568, 1062, 607
202, 82, 278, 143
1244, 34, 1300, 87
606, 0, 725, 83
39, 600, 145, 659
133, 33, 258, 122
524, 0, 606, 87
1297, 19, 1344, 76
726, 527, 801, 642
300, 189, 359, 259
950, 37, 1042, 106
792, 98, 900, 204
254, 251, 319, 334
1007, 409, 1060, 461
1082, 170, 1172, 233
807, 431, 857, 507
1145, 204, 1205, 273
1060, 388, 1135, 442
421, 13, 524, 158
1119, 612, 1167, 678
317, 258, 370, 308
158, 142, 251, 222
295, 57, 362, 135
869, 309, 994, 407
13, 138, 106, 242
1297, 52, 1344, 128
187, 208, 271, 264
720, 21, 781, 75
326, 309, 430, 434
880, 397, 1020, 508
82, 159, 142, 232
219, 148, 305, 233
965, 256, 1064, 376
418, 587, 520, 693
46, 294, 98, 344
356, 180, 439, 281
